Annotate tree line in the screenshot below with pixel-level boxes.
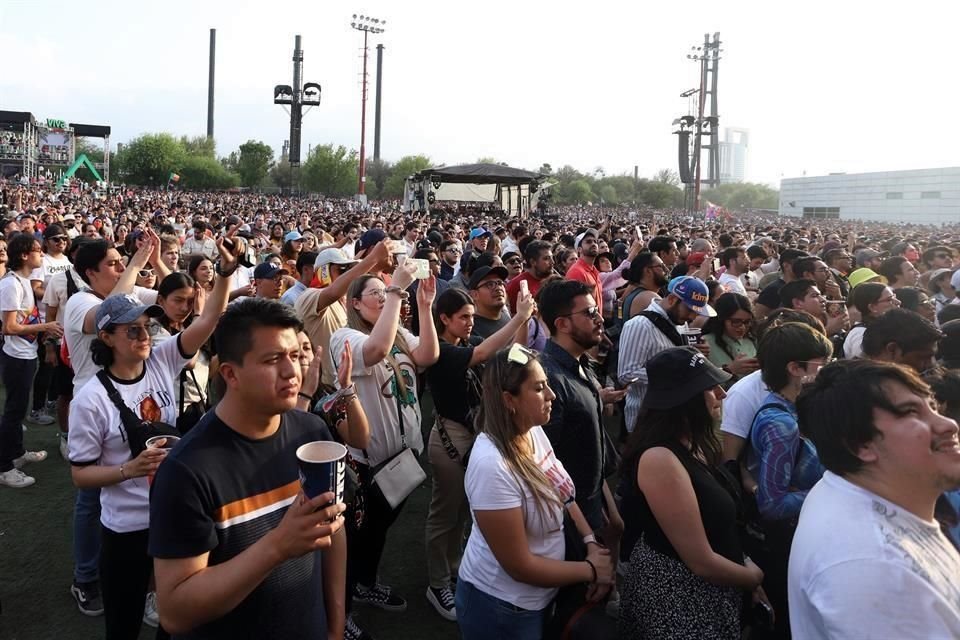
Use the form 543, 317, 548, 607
98, 133, 779, 210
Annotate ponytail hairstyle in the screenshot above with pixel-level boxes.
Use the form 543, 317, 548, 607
345, 274, 414, 400
477, 348, 563, 529
433, 288, 474, 337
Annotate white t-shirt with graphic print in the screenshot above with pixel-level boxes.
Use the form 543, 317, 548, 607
329, 326, 423, 467
68, 335, 191, 533
459, 427, 575, 611
0, 271, 42, 359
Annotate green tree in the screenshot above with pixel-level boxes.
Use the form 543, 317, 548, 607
537, 163, 553, 176
654, 168, 680, 186
702, 182, 780, 210
75, 139, 105, 164
383, 155, 432, 198
597, 184, 618, 205
180, 135, 217, 158
301, 144, 359, 196
597, 175, 637, 203
269, 159, 294, 191
642, 181, 681, 208
115, 133, 186, 186
179, 155, 240, 189
221, 151, 240, 173
365, 158, 394, 200
566, 179, 596, 204
236, 140, 274, 188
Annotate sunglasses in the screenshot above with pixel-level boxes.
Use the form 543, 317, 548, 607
506, 259, 522, 266
138, 269, 155, 278
122, 323, 160, 340
560, 305, 601, 320
507, 343, 536, 366
48, 235, 69, 243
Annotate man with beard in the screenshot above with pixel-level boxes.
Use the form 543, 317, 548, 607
566, 228, 602, 307
459, 227, 491, 274
438, 239, 462, 282
791, 359, 960, 638
538, 280, 625, 606
618, 252, 669, 323
467, 265, 511, 339
618, 276, 715, 432
505, 240, 553, 314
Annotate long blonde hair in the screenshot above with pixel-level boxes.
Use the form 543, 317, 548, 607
477, 349, 563, 529
345, 274, 414, 399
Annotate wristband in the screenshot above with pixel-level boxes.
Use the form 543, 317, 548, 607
215, 261, 238, 277
582, 533, 598, 546
584, 558, 597, 583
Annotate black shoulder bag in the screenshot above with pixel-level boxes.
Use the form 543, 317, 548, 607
97, 369, 181, 458
177, 367, 209, 435
639, 310, 685, 346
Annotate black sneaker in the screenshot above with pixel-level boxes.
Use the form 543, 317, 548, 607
70, 581, 104, 617
345, 614, 376, 640
426, 586, 457, 621
352, 582, 407, 612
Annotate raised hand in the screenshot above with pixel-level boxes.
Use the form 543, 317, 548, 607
337, 340, 354, 390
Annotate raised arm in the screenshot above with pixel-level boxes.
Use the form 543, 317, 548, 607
312, 241, 391, 314
410, 275, 439, 367
471, 289, 536, 365
360, 262, 416, 368
179, 228, 239, 356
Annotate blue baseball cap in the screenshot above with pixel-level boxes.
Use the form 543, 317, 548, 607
95, 294, 163, 331
667, 276, 716, 317
469, 227, 492, 241
284, 231, 304, 242
253, 262, 288, 280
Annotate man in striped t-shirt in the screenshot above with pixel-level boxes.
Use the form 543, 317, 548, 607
149, 299, 346, 639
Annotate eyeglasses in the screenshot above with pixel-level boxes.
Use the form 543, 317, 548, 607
560, 305, 601, 320
122, 323, 160, 340
48, 236, 68, 243
727, 318, 752, 328
477, 280, 505, 291
361, 289, 387, 300
138, 269, 154, 278
445, 248, 462, 255
507, 343, 536, 366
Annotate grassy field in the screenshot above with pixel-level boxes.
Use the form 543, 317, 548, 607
0, 392, 459, 640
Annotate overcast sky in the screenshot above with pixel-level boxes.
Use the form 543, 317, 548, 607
3, 0, 957, 187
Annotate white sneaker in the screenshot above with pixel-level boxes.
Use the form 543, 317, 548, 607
59, 435, 69, 460
0, 468, 36, 488
13, 450, 47, 469
28, 409, 55, 425
143, 591, 159, 628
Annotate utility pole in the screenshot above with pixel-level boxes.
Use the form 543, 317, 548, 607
350, 15, 385, 198
207, 28, 216, 139
374, 44, 384, 161
684, 32, 722, 213
273, 35, 321, 194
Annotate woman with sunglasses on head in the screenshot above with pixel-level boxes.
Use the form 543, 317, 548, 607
66, 231, 239, 640
423, 286, 537, 621
329, 261, 439, 633
457, 344, 614, 640
702, 293, 759, 386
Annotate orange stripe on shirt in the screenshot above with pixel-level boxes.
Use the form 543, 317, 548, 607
214, 479, 300, 523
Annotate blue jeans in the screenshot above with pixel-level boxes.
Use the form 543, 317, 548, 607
74, 488, 102, 584
456, 579, 547, 640
0, 351, 37, 472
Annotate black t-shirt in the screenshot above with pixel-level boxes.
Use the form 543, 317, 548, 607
427, 337, 483, 427
148, 409, 334, 640
756, 278, 786, 310
620, 442, 743, 565
471, 311, 510, 340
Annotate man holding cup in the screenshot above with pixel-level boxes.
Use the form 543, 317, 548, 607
149, 298, 347, 639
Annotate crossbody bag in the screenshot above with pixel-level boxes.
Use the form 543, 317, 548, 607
367, 391, 426, 509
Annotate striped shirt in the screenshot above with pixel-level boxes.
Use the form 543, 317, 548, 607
618, 301, 681, 431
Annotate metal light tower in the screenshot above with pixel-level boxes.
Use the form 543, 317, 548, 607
274, 35, 322, 192
680, 32, 722, 213
350, 14, 385, 197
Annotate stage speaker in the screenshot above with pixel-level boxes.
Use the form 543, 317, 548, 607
678, 131, 692, 184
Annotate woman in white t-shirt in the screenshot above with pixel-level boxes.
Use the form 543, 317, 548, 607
457, 344, 614, 640
68, 233, 238, 639
844, 283, 900, 359
329, 261, 438, 625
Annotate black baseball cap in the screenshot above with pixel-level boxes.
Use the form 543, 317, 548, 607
468, 265, 509, 290
642, 347, 730, 410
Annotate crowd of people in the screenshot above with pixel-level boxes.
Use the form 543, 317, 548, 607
1, 177, 960, 640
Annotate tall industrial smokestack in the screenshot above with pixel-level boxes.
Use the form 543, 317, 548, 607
207, 28, 216, 139
374, 44, 384, 161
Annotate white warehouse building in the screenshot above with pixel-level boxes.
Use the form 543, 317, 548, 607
778, 167, 960, 225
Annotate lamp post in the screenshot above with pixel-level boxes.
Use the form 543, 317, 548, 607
350, 14, 385, 197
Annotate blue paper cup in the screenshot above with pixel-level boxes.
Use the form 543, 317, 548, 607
296, 441, 347, 505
